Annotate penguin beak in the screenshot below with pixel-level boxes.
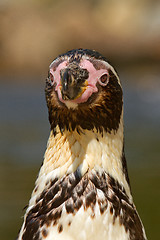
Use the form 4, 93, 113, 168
60, 68, 87, 100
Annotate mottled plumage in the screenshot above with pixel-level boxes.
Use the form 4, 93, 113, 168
17, 49, 147, 240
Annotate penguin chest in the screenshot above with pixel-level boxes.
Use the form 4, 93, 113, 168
39, 202, 129, 240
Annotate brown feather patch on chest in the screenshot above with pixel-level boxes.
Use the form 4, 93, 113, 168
21, 169, 145, 240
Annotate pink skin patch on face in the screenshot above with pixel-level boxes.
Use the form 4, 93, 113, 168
50, 59, 109, 104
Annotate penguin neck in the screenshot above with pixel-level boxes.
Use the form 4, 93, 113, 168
36, 112, 131, 200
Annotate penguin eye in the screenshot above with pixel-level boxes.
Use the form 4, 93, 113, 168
99, 74, 109, 86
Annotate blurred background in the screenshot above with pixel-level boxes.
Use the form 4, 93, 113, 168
0, 0, 160, 239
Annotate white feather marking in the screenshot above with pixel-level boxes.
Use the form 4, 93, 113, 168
64, 101, 78, 109
37, 202, 130, 240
